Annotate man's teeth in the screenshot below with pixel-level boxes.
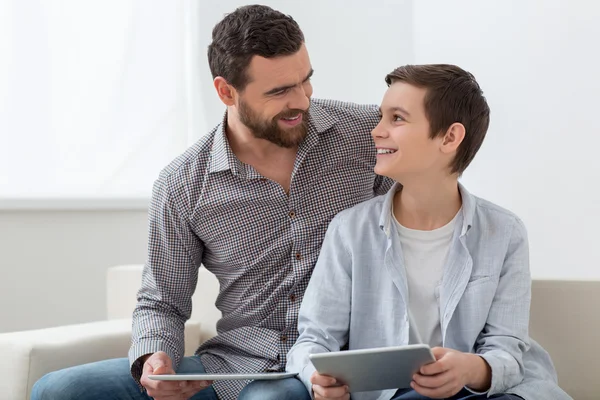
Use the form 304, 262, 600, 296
282, 115, 300, 121
377, 149, 396, 154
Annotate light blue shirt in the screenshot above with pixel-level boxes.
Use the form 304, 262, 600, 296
286, 183, 571, 400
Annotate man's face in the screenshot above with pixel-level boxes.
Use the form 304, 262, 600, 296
372, 82, 449, 180
234, 44, 314, 148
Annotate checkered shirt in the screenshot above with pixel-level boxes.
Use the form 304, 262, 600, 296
128, 98, 393, 399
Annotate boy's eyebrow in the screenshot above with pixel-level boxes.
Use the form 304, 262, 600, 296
379, 106, 411, 117
264, 69, 314, 96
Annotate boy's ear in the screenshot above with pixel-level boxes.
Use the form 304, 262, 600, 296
440, 122, 465, 153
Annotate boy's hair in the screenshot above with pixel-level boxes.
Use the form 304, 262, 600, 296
208, 5, 305, 91
385, 64, 490, 174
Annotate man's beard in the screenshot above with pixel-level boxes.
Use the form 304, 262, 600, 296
238, 98, 309, 148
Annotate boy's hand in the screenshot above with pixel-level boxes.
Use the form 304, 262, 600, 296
411, 347, 491, 399
310, 371, 350, 400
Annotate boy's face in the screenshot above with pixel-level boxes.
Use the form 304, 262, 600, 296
372, 82, 451, 181
232, 44, 314, 148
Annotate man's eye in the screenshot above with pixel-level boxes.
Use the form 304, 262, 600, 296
394, 115, 404, 122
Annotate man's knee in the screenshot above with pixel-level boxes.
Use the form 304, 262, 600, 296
30, 358, 134, 400
238, 378, 311, 400
31, 369, 80, 400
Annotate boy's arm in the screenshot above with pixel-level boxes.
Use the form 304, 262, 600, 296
473, 217, 531, 394
287, 215, 352, 394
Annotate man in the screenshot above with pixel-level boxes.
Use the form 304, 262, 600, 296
31, 5, 392, 400
286, 64, 571, 400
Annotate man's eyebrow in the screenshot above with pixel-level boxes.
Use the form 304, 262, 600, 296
264, 69, 314, 96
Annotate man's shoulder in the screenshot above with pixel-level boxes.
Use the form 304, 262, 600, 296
156, 127, 217, 194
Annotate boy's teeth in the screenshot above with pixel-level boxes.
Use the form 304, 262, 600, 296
377, 149, 396, 154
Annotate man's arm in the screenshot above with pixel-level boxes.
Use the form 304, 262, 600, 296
286, 215, 352, 395
128, 173, 204, 383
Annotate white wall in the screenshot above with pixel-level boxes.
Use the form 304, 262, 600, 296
0, 209, 148, 333
1, 0, 599, 333
195, 0, 414, 129
413, 0, 600, 280
0, 0, 413, 333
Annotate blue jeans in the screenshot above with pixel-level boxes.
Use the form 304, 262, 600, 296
31, 356, 311, 400
391, 388, 524, 399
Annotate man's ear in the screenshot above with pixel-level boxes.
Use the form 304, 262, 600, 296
440, 122, 466, 154
213, 77, 236, 106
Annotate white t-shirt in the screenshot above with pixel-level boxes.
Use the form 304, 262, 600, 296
392, 205, 461, 347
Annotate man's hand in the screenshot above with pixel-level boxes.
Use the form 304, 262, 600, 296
411, 347, 492, 399
139, 351, 213, 400
310, 371, 350, 400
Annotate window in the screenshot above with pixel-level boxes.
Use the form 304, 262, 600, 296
0, 0, 200, 200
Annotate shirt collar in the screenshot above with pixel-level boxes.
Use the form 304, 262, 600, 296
208, 100, 338, 174
379, 181, 475, 237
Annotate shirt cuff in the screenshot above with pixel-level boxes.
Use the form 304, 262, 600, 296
299, 362, 317, 399
128, 340, 179, 384
464, 385, 490, 396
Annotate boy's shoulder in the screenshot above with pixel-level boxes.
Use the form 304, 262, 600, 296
332, 194, 388, 228
468, 191, 527, 237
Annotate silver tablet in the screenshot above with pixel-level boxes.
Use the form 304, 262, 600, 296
148, 372, 297, 381
309, 344, 435, 393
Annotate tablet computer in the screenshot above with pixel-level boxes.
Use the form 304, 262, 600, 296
309, 344, 435, 393
148, 372, 297, 381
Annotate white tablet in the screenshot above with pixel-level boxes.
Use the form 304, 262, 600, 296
148, 372, 298, 381
309, 344, 435, 393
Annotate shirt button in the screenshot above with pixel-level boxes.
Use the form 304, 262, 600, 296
288, 210, 296, 218
289, 294, 296, 302
280, 334, 288, 342
295, 252, 302, 260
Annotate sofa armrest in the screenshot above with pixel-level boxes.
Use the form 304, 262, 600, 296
107, 264, 221, 343
0, 319, 201, 400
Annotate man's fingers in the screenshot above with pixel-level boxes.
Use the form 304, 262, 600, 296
142, 378, 185, 394
148, 351, 174, 373
153, 365, 175, 375
179, 380, 212, 398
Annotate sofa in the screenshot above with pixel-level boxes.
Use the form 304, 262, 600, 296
0, 264, 597, 399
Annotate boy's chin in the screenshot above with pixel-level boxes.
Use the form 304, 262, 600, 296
374, 164, 396, 178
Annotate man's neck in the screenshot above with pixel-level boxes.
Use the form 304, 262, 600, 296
393, 175, 462, 231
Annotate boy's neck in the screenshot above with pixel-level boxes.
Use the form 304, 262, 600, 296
393, 175, 462, 231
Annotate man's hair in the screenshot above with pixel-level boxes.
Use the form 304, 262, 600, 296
385, 64, 490, 175
207, 5, 305, 91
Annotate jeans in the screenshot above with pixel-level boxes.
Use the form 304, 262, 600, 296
31, 356, 311, 400
391, 388, 524, 400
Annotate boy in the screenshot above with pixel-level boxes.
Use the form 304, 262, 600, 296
286, 65, 570, 400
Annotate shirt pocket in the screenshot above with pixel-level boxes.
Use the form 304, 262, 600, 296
458, 276, 497, 336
